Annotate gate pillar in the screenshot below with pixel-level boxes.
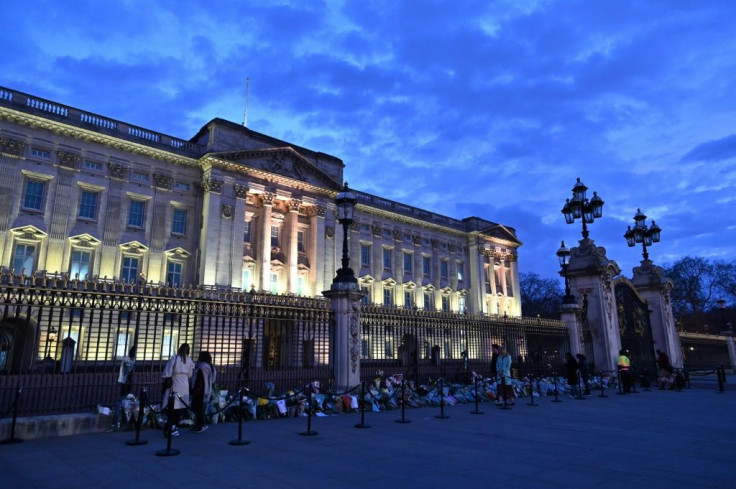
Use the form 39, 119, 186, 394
323, 282, 365, 391
632, 260, 683, 368
560, 300, 583, 355
567, 239, 622, 372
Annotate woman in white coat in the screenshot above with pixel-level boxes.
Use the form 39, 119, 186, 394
162, 343, 194, 437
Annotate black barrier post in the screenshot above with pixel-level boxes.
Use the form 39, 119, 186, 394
552, 371, 562, 403
471, 376, 484, 414
527, 376, 538, 407
355, 381, 371, 429
300, 383, 318, 436
717, 368, 725, 394
1, 386, 23, 444
396, 378, 410, 424
631, 368, 639, 394
598, 371, 608, 398
156, 391, 180, 457
230, 388, 251, 445
616, 368, 625, 395
436, 378, 450, 418
125, 387, 148, 446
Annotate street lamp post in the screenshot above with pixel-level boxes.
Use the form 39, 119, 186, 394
623, 209, 661, 260
44, 325, 57, 359
556, 241, 575, 304
716, 298, 729, 335
561, 178, 604, 239
334, 182, 358, 284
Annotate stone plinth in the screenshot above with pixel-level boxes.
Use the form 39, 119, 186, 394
322, 281, 365, 392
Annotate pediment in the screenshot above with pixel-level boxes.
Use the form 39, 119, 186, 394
213, 147, 341, 190
165, 247, 191, 259
382, 277, 397, 287
68, 233, 101, 247
480, 224, 522, 246
359, 274, 375, 285
10, 225, 48, 240
403, 280, 417, 289
119, 241, 149, 254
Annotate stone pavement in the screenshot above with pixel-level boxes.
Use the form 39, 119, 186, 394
1, 380, 734, 489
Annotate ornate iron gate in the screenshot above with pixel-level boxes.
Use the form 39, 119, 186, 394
615, 279, 656, 373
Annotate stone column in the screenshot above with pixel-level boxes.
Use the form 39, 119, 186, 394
45, 151, 80, 272
98, 163, 128, 279
231, 184, 248, 289
258, 193, 274, 292
286, 199, 300, 294
560, 300, 583, 355
198, 177, 224, 286
308, 205, 325, 296
567, 238, 622, 372
631, 259, 684, 368
726, 337, 736, 372
323, 281, 365, 391
467, 238, 485, 314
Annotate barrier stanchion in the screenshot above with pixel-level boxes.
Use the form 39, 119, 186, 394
156, 391, 180, 457
527, 375, 538, 407
125, 387, 148, 446
470, 375, 483, 414
0, 386, 23, 445
631, 368, 639, 394
436, 378, 450, 418
551, 372, 562, 403
598, 371, 608, 398
300, 382, 318, 436
230, 388, 251, 445
717, 368, 725, 394
355, 381, 371, 429
616, 368, 625, 395
396, 378, 411, 424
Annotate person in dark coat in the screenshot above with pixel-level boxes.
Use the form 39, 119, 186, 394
575, 353, 591, 395
564, 352, 580, 398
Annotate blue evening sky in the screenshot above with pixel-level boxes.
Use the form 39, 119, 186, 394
3, 0, 735, 282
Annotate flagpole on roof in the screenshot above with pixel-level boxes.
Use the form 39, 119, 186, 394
243, 77, 250, 127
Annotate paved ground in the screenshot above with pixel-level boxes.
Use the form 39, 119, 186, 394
1, 379, 734, 489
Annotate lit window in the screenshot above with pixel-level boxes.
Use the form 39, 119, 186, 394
440, 260, 448, 279
270, 272, 279, 294
128, 200, 145, 227
361, 286, 370, 305
297, 231, 305, 253
166, 261, 182, 287
12, 243, 36, 274
505, 268, 514, 297
271, 226, 280, 247
383, 288, 392, 306
403, 252, 412, 274
78, 191, 98, 219
116, 332, 131, 358
83, 160, 102, 171
383, 248, 391, 269
404, 290, 412, 309
161, 332, 176, 358
442, 295, 450, 312
457, 263, 464, 281
172, 209, 187, 235
69, 250, 91, 279
244, 220, 251, 243
297, 276, 304, 296
131, 171, 148, 182
31, 148, 50, 158
23, 180, 45, 210
423, 256, 431, 276
174, 181, 189, 191
360, 244, 371, 267
242, 268, 251, 290
423, 292, 432, 310
459, 296, 466, 314
121, 256, 139, 283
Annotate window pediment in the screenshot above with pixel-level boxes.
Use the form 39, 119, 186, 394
68, 233, 101, 248
119, 241, 148, 254
359, 274, 375, 285
11, 225, 47, 241
164, 247, 190, 259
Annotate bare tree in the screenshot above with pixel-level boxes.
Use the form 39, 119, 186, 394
519, 272, 563, 319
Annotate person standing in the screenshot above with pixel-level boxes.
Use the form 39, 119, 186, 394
656, 349, 674, 390
576, 353, 591, 395
112, 346, 136, 431
190, 351, 216, 433
490, 344, 500, 404
162, 343, 194, 437
617, 349, 632, 394
565, 353, 579, 398
496, 345, 514, 406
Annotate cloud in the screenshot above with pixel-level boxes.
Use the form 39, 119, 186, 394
681, 134, 736, 163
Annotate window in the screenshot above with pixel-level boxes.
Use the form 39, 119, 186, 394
121, 256, 139, 283
297, 231, 305, 253
242, 268, 251, 291
383, 288, 392, 306
383, 248, 391, 269
403, 252, 412, 274
270, 272, 279, 294
128, 200, 145, 227
495, 268, 503, 293
457, 263, 464, 281
131, 171, 148, 182
78, 191, 98, 219
174, 181, 189, 191
404, 290, 412, 309
172, 209, 187, 235
505, 269, 514, 297
116, 332, 131, 358
23, 180, 45, 210
69, 250, 91, 279
161, 332, 177, 358
441, 295, 450, 312
31, 148, 50, 159
166, 261, 182, 287
360, 244, 371, 267
12, 243, 36, 274
83, 160, 102, 171
423, 292, 432, 310
271, 226, 280, 247
360, 286, 370, 305
459, 296, 466, 314
297, 276, 304, 296
422, 256, 431, 276
440, 260, 448, 279
244, 220, 251, 243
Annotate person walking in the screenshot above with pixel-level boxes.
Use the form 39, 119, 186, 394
617, 349, 632, 393
576, 353, 591, 395
565, 353, 579, 398
656, 349, 674, 390
112, 346, 136, 431
496, 345, 514, 406
190, 351, 216, 433
161, 343, 194, 437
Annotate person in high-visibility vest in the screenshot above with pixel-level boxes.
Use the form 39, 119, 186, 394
617, 349, 632, 393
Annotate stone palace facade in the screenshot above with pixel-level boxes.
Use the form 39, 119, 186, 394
0, 86, 522, 316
